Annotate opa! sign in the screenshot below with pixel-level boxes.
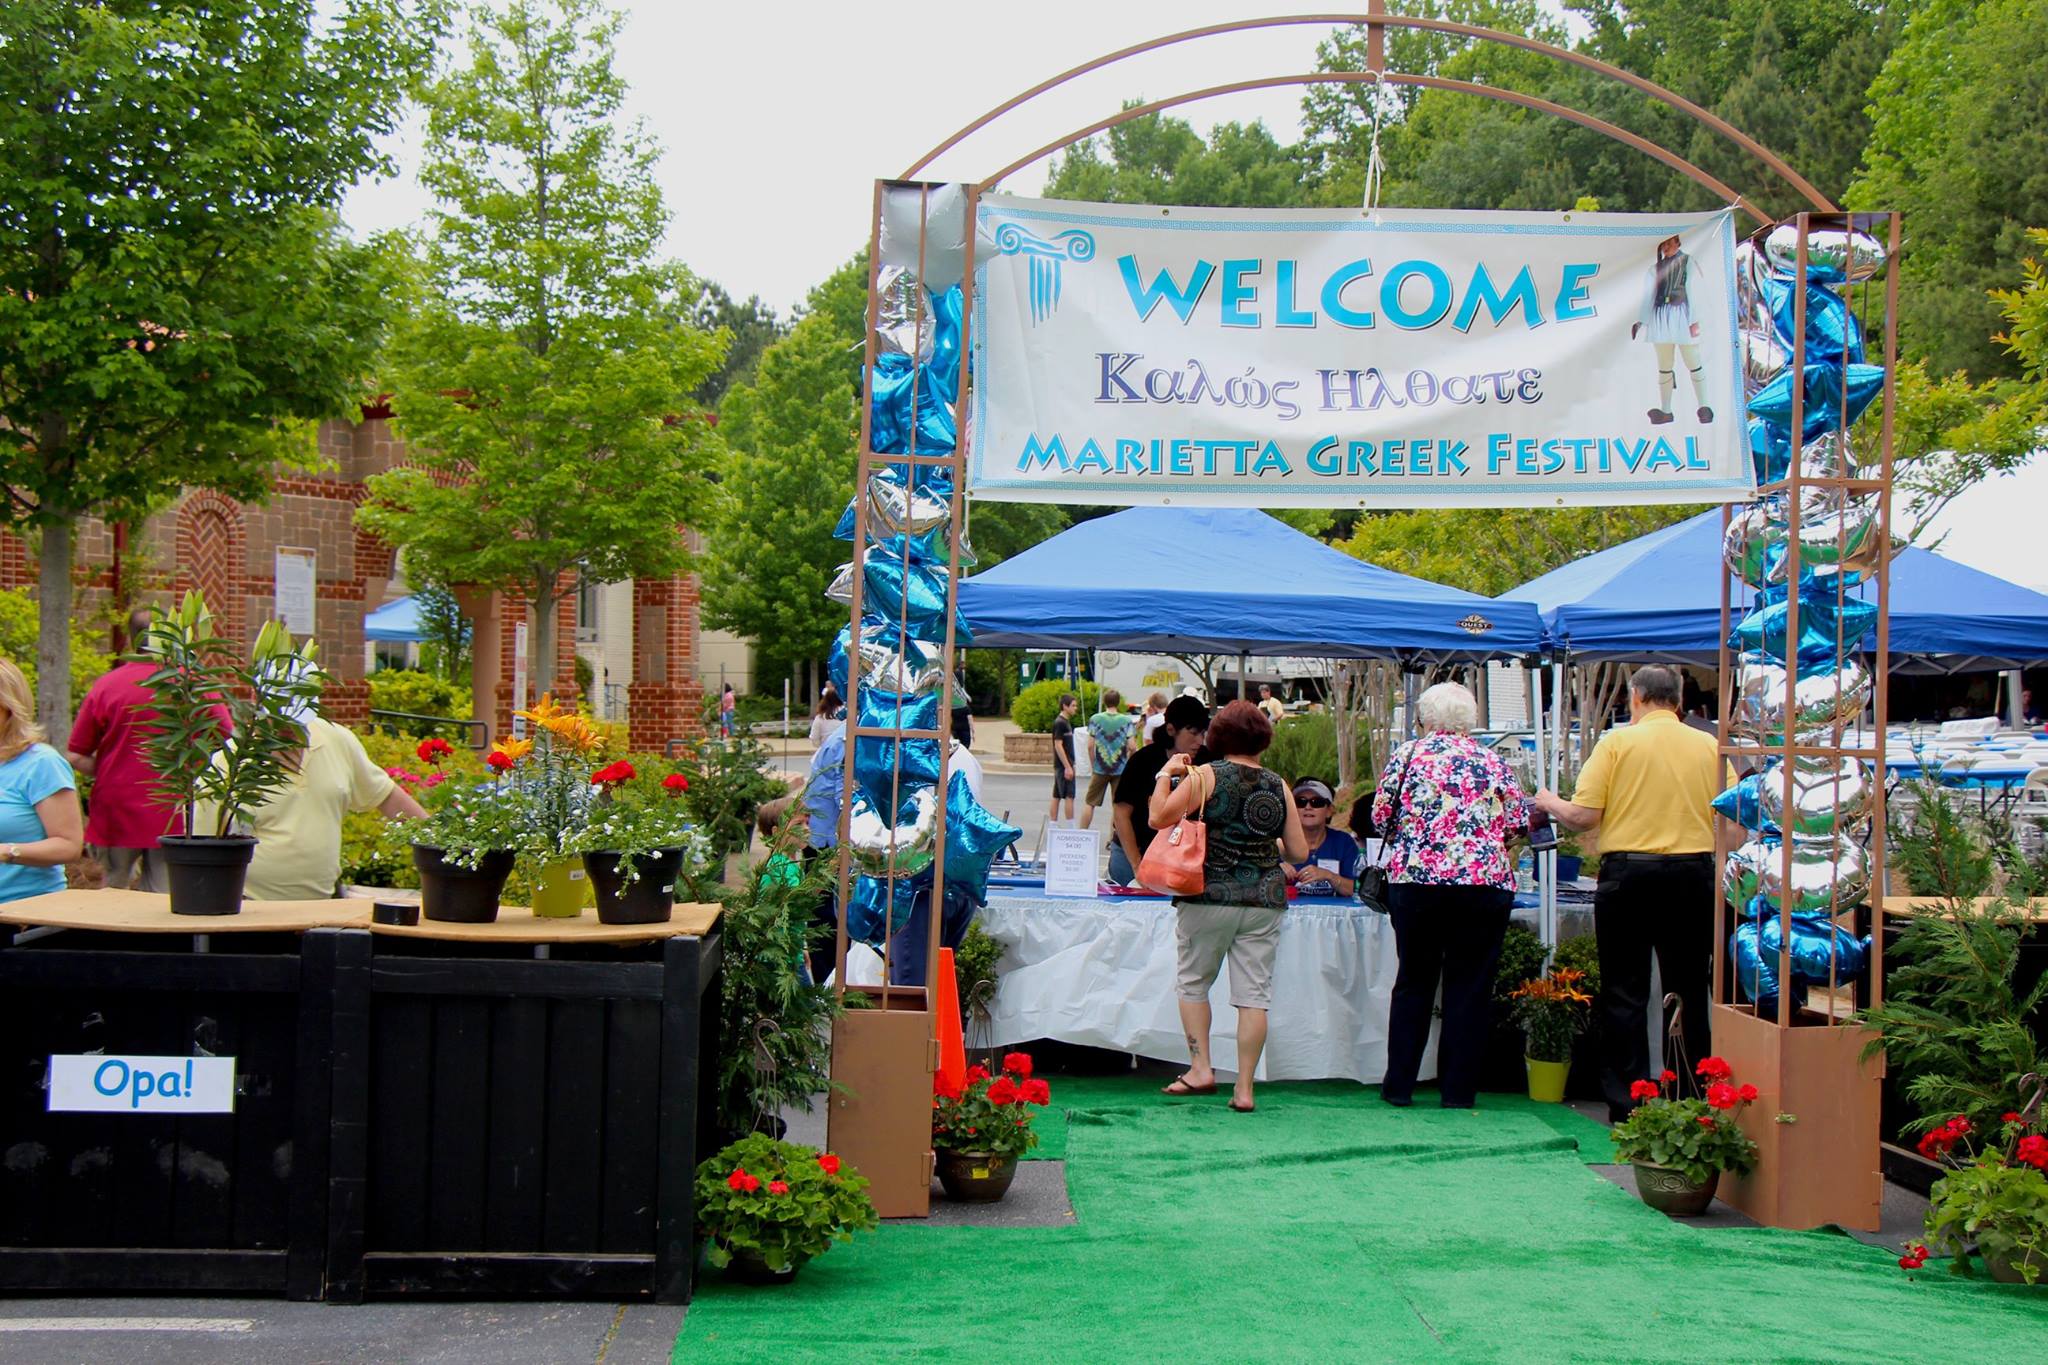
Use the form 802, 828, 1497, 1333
47, 1054, 237, 1114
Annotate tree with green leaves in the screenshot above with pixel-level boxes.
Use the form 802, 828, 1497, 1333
1341, 505, 1702, 596
1044, 110, 1308, 207
360, 0, 722, 696
0, 0, 438, 743
690, 279, 783, 408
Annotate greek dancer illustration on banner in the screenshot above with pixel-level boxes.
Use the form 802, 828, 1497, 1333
1632, 234, 1713, 426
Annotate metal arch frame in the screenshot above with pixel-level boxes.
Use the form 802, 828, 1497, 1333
902, 10, 1836, 215
972, 71, 1771, 224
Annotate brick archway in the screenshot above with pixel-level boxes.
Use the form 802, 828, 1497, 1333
176, 491, 246, 643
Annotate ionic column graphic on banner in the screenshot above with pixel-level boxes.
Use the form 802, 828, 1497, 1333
968, 197, 1753, 508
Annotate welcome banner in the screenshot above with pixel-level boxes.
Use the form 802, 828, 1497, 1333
966, 196, 1748, 507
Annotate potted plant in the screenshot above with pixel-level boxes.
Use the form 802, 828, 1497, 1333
409, 739, 526, 923
1911, 1111, 2047, 1286
509, 694, 603, 916
141, 590, 322, 915
931, 1050, 1052, 1202
1508, 965, 1593, 1103
712, 852, 843, 1142
575, 761, 708, 924
1609, 1057, 1761, 1216
694, 1133, 877, 1282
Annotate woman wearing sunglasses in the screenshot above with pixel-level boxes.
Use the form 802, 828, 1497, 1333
1282, 779, 1357, 898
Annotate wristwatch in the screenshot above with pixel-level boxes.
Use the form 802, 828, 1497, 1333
1, 844, 17, 864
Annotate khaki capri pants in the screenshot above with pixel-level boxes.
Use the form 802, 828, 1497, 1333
1173, 901, 1284, 1010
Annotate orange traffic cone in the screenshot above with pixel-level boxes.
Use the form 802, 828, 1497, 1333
933, 947, 966, 1092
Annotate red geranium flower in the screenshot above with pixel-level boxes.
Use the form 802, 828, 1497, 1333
818, 1154, 841, 1176
1659, 1069, 1677, 1083
963, 1064, 988, 1085
1898, 1253, 1925, 1271
662, 772, 689, 795
1003, 1051, 1034, 1078
1696, 1056, 1733, 1082
933, 1070, 964, 1101
416, 737, 453, 765
1706, 1082, 1739, 1110
987, 1076, 1020, 1105
2017, 1134, 2048, 1171
1697, 1116, 1716, 1127
1629, 1079, 1660, 1101
591, 760, 636, 787
1022, 1078, 1051, 1105
485, 750, 515, 773
1946, 1115, 1972, 1136
768, 1180, 789, 1196
2002, 1112, 2024, 1125
1737, 1083, 1759, 1103
726, 1167, 758, 1193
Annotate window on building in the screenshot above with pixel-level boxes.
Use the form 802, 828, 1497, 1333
575, 567, 600, 643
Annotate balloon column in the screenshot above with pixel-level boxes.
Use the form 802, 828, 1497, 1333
1717, 222, 1890, 1018
829, 185, 1020, 967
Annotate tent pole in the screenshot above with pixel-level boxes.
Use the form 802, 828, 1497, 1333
1239, 651, 1248, 706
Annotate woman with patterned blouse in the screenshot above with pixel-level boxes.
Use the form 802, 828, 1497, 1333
1370, 682, 1531, 1109
1149, 700, 1308, 1113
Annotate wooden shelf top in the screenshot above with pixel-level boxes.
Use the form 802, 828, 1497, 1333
0, 889, 367, 933
369, 903, 721, 943
1880, 896, 2048, 925
0, 890, 721, 941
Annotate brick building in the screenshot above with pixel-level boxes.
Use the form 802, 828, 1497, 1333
2, 410, 705, 751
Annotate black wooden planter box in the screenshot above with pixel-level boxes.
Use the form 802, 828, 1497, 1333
330, 930, 722, 1304
0, 926, 343, 1298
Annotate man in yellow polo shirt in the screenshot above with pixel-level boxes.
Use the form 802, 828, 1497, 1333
1534, 665, 1718, 1122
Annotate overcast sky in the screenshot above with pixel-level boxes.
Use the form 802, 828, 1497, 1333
339, 2, 2044, 592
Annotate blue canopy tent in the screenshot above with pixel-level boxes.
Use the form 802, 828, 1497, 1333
957, 507, 1544, 663
1505, 509, 2048, 673
363, 595, 428, 644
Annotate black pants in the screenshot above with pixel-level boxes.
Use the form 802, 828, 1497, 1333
1383, 883, 1512, 1108
1594, 853, 1714, 1120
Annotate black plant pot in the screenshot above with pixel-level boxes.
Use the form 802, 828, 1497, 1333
412, 845, 516, 923
157, 835, 255, 916
584, 848, 683, 925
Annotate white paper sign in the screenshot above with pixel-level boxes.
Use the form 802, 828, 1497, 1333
511, 620, 530, 737
273, 546, 317, 635
1043, 827, 1101, 898
48, 1055, 236, 1114
970, 196, 1747, 507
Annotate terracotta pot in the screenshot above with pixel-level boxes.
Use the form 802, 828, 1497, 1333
1985, 1248, 2043, 1286
935, 1148, 1018, 1203
1525, 1056, 1569, 1104
1631, 1162, 1719, 1217
719, 1243, 808, 1284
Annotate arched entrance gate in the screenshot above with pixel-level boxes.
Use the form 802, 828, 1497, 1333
826, 9, 1899, 1235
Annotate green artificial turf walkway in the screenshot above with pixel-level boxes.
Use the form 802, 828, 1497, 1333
676, 1076, 2046, 1363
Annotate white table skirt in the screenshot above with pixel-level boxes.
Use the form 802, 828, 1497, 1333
974, 894, 1435, 1084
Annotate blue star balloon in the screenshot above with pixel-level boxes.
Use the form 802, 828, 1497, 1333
860, 546, 973, 645
942, 768, 1021, 902
1761, 275, 1866, 366
1712, 772, 1770, 832
1747, 362, 1885, 441
852, 686, 942, 810
846, 872, 929, 945
1730, 584, 1878, 664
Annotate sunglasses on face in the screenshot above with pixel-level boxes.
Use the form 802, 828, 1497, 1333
1296, 796, 1330, 809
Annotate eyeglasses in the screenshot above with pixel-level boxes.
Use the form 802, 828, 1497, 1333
1295, 797, 1330, 809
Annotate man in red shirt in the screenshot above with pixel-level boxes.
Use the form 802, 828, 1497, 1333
66, 608, 225, 891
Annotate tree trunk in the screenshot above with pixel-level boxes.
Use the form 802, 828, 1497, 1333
37, 519, 73, 749
530, 590, 557, 697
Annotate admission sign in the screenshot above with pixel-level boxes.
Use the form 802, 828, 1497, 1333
967, 196, 1747, 507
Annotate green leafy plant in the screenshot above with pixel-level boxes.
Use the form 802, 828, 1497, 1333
932, 1051, 1051, 1160
676, 705, 786, 864
1552, 933, 1602, 998
1508, 966, 1594, 1063
367, 669, 471, 735
0, 587, 108, 713
694, 1132, 877, 1274
1610, 1058, 1761, 1186
954, 923, 1004, 1023
1010, 679, 1100, 734
1857, 898, 2046, 1140
713, 851, 842, 1138
1912, 1112, 2048, 1284
1494, 924, 1547, 1000
496, 693, 606, 863
141, 590, 322, 839
1888, 778, 2001, 899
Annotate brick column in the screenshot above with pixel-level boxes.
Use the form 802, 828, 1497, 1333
628, 574, 704, 753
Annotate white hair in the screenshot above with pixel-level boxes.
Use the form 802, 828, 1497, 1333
1417, 682, 1480, 735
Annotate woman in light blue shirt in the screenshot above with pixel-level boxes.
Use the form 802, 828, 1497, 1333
0, 658, 83, 901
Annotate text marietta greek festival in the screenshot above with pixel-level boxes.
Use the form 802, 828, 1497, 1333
1012, 431, 1715, 480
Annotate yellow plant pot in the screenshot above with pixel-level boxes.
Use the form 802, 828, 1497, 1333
1525, 1056, 1570, 1104
530, 857, 589, 918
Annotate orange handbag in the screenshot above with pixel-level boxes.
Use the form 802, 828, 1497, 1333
1138, 763, 1209, 896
